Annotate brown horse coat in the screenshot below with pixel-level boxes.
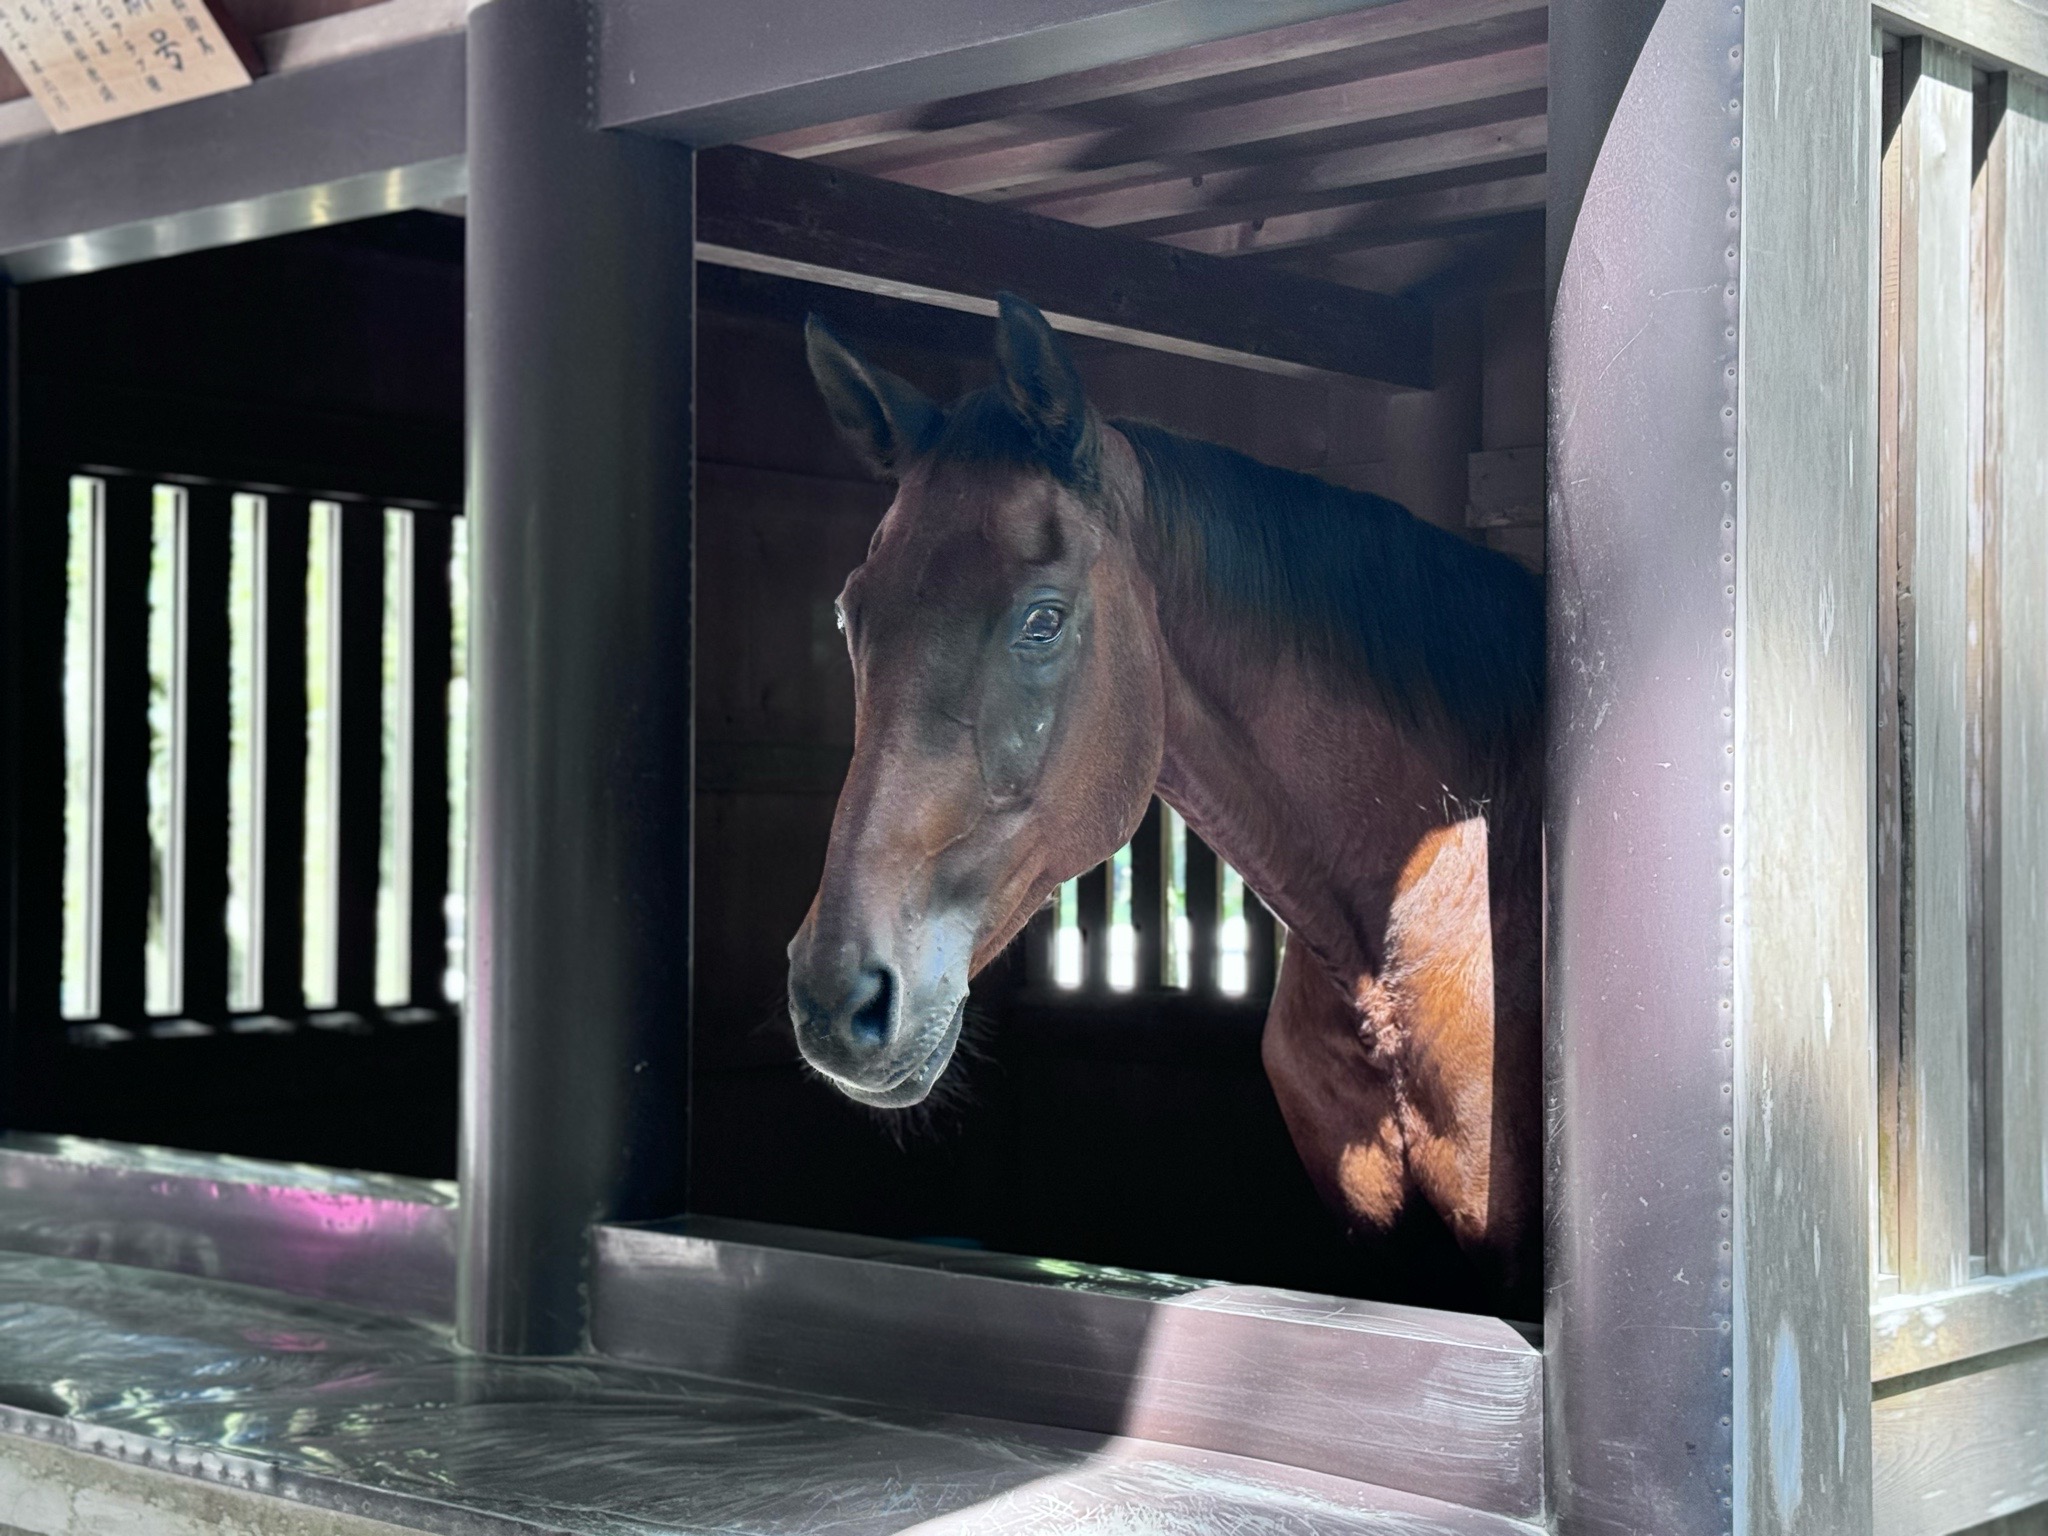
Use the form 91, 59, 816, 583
786, 296, 1543, 1306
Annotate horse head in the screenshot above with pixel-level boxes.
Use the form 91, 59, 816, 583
785, 295, 1164, 1107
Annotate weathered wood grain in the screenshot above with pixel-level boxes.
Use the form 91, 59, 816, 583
1873, 1265, 2048, 1378
1874, 1346, 2048, 1536
1877, 0, 2048, 78
1893, 36, 1977, 1297
1992, 72, 2048, 1275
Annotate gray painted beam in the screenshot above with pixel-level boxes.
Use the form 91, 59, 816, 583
1544, 0, 1742, 1527
0, 30, 464, 282
593, 0, 1408, 144
459, 0, 695, 1356
695, 145, 1432, 388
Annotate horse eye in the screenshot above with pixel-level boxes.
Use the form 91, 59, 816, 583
1019, 604, 1065, 644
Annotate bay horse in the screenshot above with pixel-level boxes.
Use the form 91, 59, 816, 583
784, 295, 1544, 1305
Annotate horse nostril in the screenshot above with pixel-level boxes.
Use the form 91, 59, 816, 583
847, 966, 895, 1049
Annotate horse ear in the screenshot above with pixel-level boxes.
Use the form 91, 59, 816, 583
805, 315, 941, 478
994, 292, 1098, 482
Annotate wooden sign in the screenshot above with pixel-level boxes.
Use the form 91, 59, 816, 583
0, 0, 257, 133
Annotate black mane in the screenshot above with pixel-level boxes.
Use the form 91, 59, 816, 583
1118, 420, 1543, 753
926, 390, 1543, 754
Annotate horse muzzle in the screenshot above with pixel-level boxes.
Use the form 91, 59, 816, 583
786, 941, 968, 1108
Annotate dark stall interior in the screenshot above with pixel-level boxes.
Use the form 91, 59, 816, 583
6, 3, 1548, 1307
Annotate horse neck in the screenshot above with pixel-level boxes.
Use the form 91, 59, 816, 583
1143, 566, 1537, 995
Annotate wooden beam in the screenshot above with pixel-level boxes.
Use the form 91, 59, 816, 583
1877, 0, 2048, 79
749, 0, 1549, 161
596, 0, 1403, 144
870, 42, 1548, 200
1161, 169, 1546, 257
1018, 111, 1548, 232
1990, 71, 2048, 1276
1890, 35, 1977, 1297
694, 145, 1432, 388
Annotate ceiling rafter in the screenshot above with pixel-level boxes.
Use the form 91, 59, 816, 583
1160, 169, 1547, 258
747, 0, 1548, 160
744, 2, 1550, 298
1017, 111, 1547, 233
859, 42, 1547, 199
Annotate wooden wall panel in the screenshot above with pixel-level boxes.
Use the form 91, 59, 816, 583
1991, 73, 2048, 1275
1874, 1347, 2048, 1536
1892, 36, 1978, 1295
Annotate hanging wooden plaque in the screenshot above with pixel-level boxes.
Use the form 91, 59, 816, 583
0, 0, 258, 133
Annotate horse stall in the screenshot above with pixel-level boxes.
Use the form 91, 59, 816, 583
0, 0, 2041, 1533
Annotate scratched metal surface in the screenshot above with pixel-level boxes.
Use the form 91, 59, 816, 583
0, 1250, 1539, 1536
0, 1134, 456, 1323
594, 1219, 1545, 1521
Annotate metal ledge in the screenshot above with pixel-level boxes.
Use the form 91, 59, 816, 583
591, 1215, 1546, 1522
0, 1247, 1545, 1535
0, 1134, 455, 1322
0, 24, 464, 281
1872, 1266, 2048, 1381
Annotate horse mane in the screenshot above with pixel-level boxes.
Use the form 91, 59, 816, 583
923, 390, 1542, 756
1116, 419, 1543, 754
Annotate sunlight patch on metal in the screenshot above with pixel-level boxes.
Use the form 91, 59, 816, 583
0, 1250, 1542, 1536
592, 1217, 1546, 1522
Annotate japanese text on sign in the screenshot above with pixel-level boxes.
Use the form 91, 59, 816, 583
0, 0, 253, 134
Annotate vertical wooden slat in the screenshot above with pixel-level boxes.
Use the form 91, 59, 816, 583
179, 485, 232, 1024
1965, 72, 2002, 1267
1130, 799, 1166, 991
408, 511, 453, 1009
1895, 35, 1977, 1295
333, 502, 384, 1013
260, 498, 309, 1017
1184, 830, 1219, 997
12, 465, 71, 1032
1877, 38, 1906, 1282
1991, 72, 2048, 1274
1076, 860, 1109, 995
96, 475, 153, 1027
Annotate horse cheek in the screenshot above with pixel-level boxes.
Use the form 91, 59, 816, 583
975, 676, 1056, 802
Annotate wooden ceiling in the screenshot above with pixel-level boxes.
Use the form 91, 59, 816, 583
748, 0, 1548, 297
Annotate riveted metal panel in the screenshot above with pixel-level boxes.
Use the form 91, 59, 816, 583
1545, 1, 1743, 1528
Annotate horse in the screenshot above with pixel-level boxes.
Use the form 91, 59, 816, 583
783, 293, 1544, 1307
